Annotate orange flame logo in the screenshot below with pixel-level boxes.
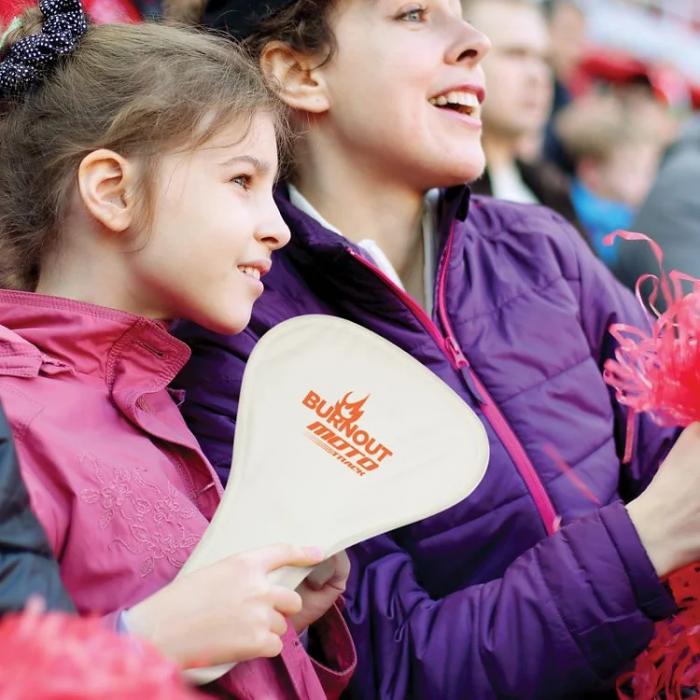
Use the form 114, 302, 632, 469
332, 392, 369, 428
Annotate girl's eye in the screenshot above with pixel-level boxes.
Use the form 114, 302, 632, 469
398, 5, 427, 22
230, 174, 252, 190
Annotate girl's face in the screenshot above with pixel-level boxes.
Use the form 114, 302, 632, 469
131, 113, 290, 334
316, 0, 490, 189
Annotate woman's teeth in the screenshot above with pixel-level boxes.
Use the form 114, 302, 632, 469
429, 91, 479, 114
239, 265, 261, 280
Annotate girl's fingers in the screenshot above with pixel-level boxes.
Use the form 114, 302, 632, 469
305, 558, 336, 590
258, 632, 284, 659
269, 610, 288, 637
270, 586, 303, 616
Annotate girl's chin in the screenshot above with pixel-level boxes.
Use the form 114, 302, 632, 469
199, 311, 252, 337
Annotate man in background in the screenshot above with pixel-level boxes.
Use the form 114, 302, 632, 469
465, 0, 583, 234
543, 0, 588, 173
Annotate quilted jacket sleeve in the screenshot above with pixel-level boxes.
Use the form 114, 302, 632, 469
559, 214, 679, 500
0, 401, 73, 615
342, 500, 675, 699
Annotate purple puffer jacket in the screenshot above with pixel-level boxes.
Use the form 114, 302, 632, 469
174, 187, 678, 700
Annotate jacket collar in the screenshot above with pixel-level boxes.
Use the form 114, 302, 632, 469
0, 290, 190, 394
275, 184, 471, 260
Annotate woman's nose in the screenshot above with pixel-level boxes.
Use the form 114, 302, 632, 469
450, 20, 492, 65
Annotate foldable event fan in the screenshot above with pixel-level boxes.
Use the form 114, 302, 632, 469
180, 315, 490, 683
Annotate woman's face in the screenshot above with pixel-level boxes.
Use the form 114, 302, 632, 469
315, 0, 490, 190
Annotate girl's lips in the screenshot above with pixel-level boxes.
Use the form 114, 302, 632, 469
238, 259, 272, 277
239, 268, 265, 293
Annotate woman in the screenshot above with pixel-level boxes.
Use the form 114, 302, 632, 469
174, 1, 700, 697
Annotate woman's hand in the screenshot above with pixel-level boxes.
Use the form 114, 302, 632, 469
627, 423, 700, 577
291, 551, 351, 633
126, 543, 324, 668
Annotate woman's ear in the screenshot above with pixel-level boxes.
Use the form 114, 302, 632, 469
77, 149, 137, 234
260, 41, 331, 114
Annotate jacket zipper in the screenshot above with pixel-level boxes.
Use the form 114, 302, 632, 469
348, 237, 558, 537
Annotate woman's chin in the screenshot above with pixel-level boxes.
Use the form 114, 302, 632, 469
421, 149, 486, 190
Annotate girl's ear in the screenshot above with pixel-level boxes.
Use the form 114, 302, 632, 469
260, 41, 331, 114
77, 149, 137, 234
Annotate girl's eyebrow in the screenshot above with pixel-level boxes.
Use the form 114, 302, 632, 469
219, 154, 273, 175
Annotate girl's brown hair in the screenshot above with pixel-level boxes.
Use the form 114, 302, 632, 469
0, 10, 286, 291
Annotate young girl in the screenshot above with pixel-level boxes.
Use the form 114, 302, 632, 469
173, 1, 700, 698
0, 2, 355, 698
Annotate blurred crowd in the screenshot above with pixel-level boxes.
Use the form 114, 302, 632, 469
467, 0, 700, 293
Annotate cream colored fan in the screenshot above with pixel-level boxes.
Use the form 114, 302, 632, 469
180, 315, 489, 683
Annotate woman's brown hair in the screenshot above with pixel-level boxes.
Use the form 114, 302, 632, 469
165, 0, 340, 63
0, 10, 286, 290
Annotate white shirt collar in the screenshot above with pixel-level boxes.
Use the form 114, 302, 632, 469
287, 185, 439, 316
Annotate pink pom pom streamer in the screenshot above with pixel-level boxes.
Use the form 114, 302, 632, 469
602, 231, 700, 700
603, 230, 700, 462
617, 564, 700, 700
0, 604, 208, 700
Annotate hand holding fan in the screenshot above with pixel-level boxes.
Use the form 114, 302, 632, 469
180, 315, 489, 683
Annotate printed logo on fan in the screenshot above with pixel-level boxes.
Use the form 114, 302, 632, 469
302, 390, 394, 477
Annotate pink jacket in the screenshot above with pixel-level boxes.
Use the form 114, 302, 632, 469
0, 290, 355, 699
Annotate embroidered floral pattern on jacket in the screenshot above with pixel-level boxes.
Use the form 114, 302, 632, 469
80, 453, 199, 577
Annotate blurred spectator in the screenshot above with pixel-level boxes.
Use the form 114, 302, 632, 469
556, 92, 663, 267
0, 401, 73, 616
547, 0, 587, 89
466, 0, 584, 234
614, 113, 700, 293
162, 0, 200, 23
133, 0, 162, 19
0, 0, 143, 23
542, 0, 588, 174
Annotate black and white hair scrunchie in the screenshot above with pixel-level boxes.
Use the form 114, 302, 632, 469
0, 0, 88, 98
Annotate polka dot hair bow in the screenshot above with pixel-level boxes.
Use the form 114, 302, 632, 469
0, 0, 87, 98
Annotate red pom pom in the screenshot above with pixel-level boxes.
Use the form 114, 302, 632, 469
603, 230, 700, 461
605, 290, 700, 424
604, 232, 700, 699
82, 0, 142, 24
617, 566, 700, 700
0, 606, 208, 699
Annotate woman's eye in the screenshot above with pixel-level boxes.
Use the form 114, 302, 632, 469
231, 174, 252, 190
398, 5, 427, 22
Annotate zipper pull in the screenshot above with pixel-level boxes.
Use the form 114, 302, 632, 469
445, 336, 485, 406
445, 335, 467, 367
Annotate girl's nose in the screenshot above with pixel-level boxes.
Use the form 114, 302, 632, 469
256, 204, 291, 251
